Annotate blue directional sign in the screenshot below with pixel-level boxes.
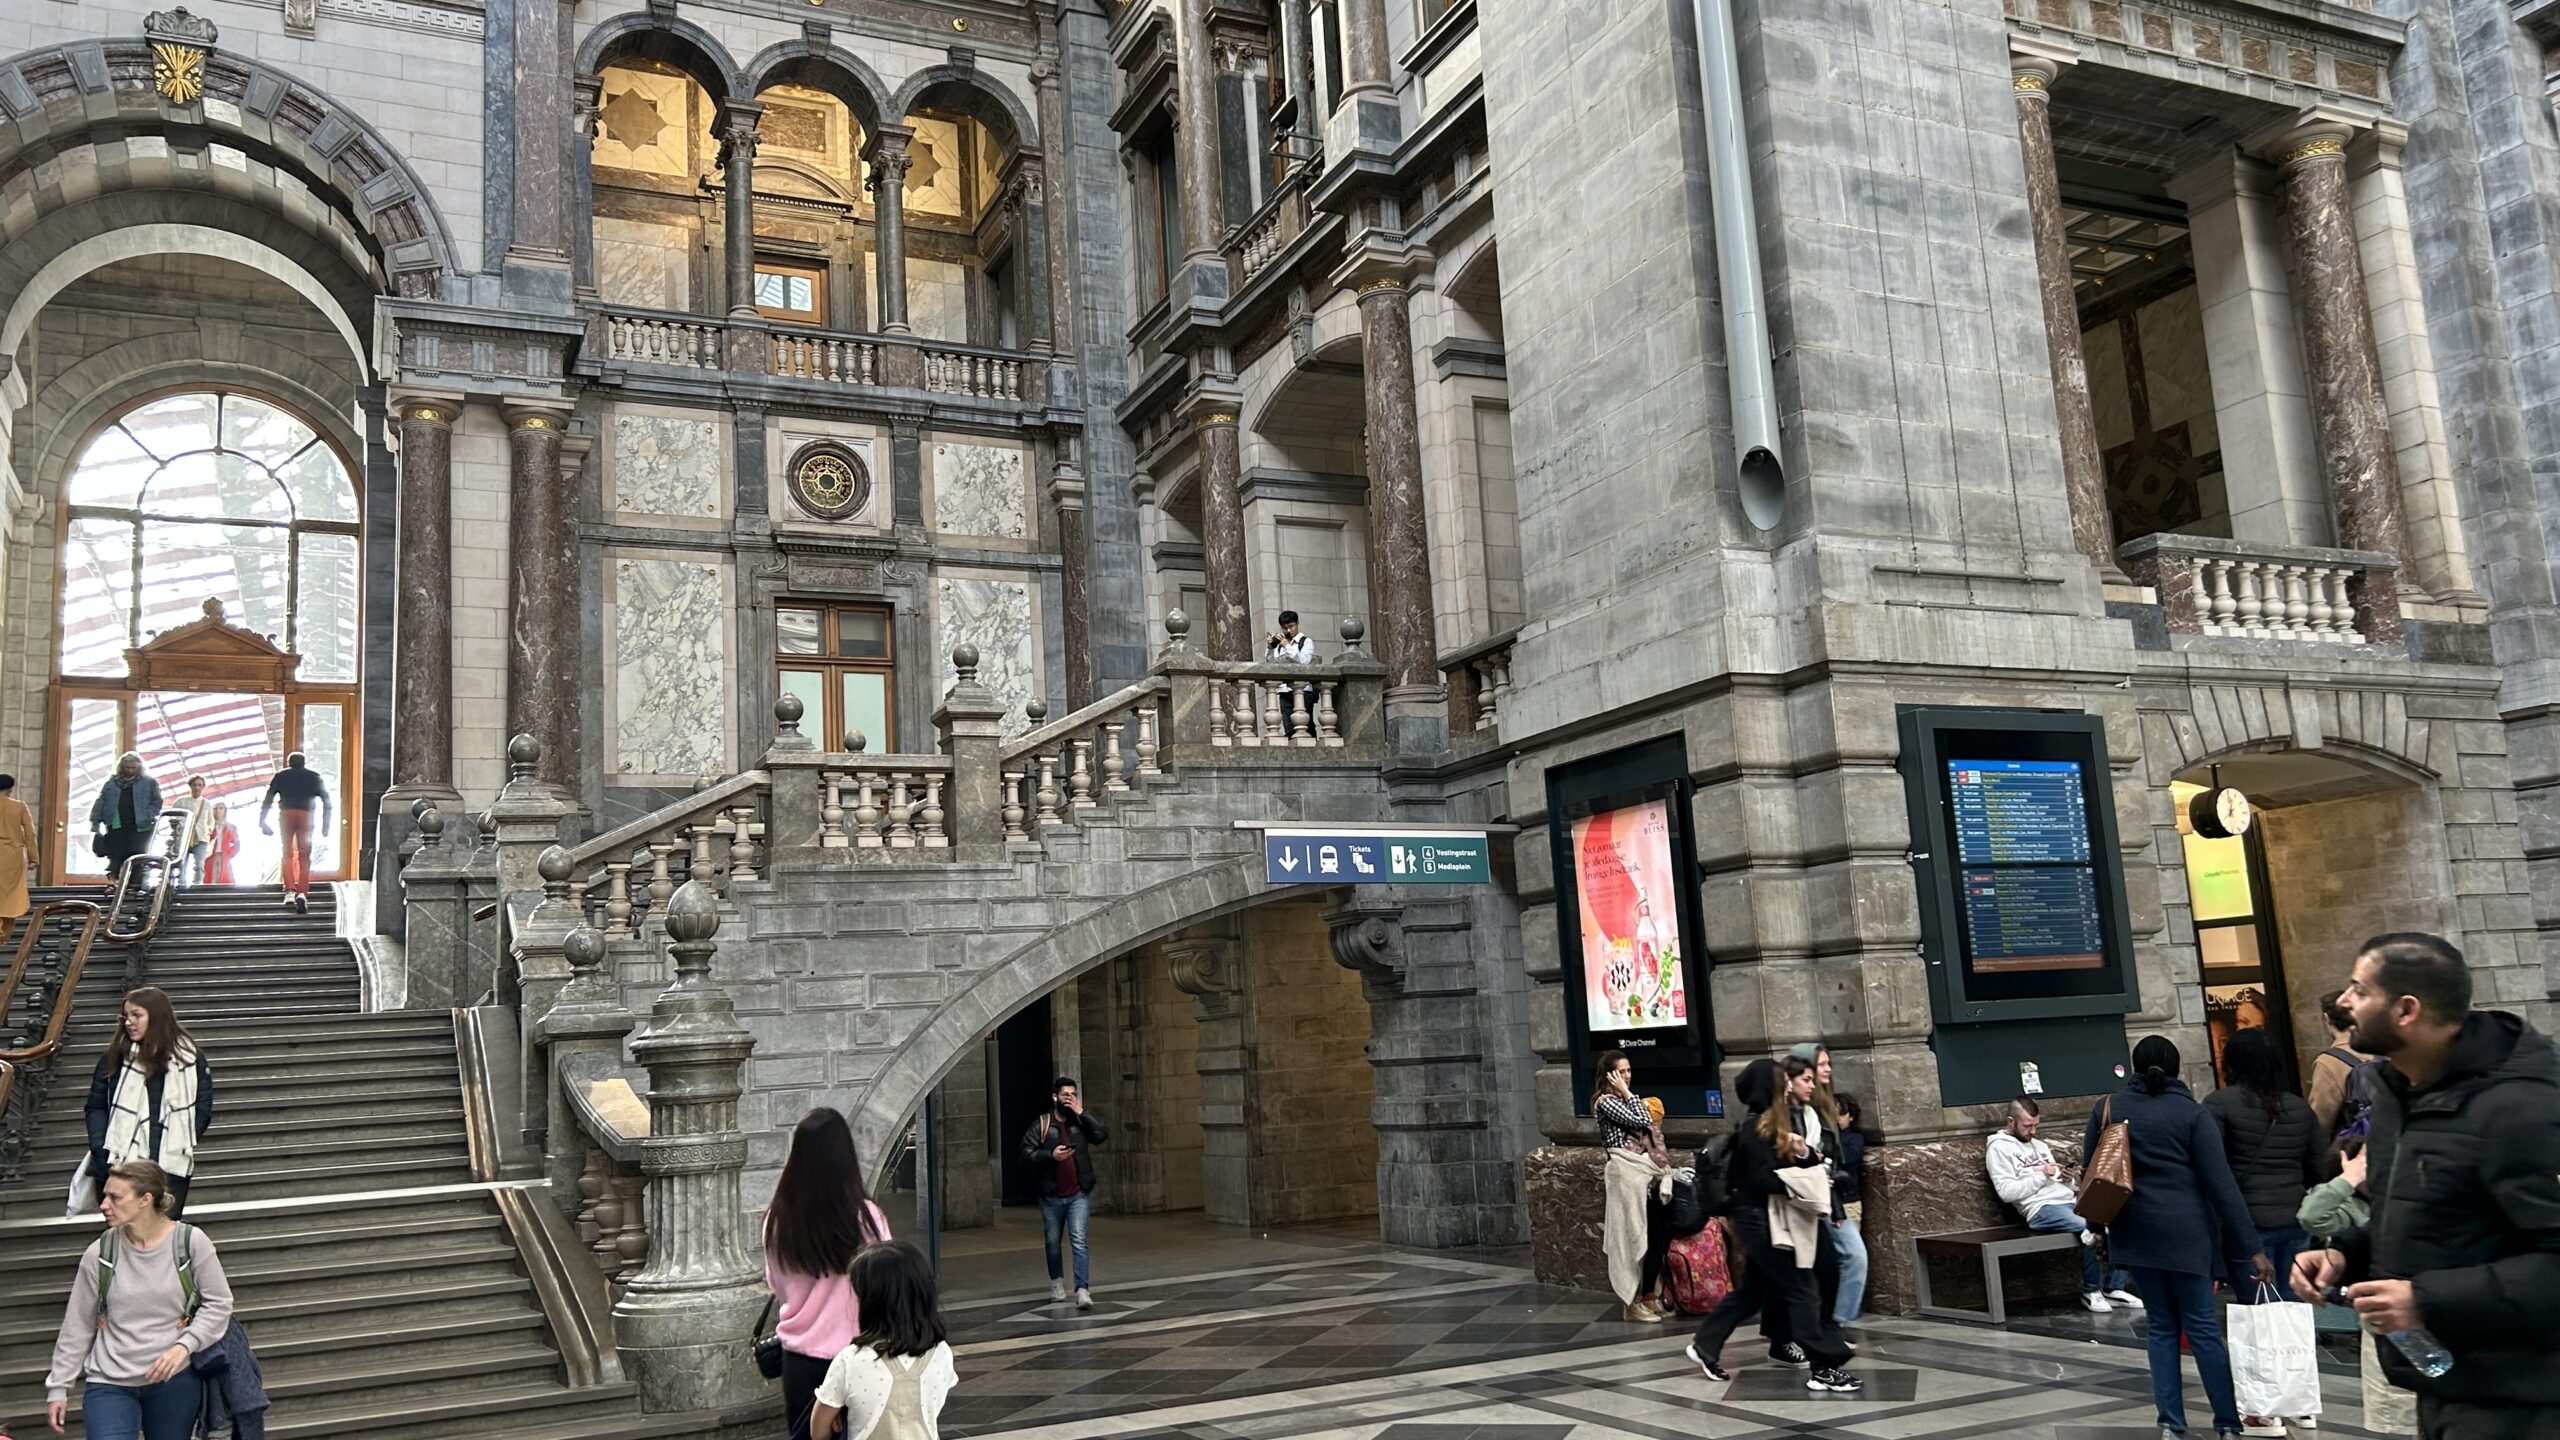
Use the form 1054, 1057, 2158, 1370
1261, 827, 1493, 885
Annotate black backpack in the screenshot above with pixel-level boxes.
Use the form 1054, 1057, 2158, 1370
2323, 1047, 2376, 1138
1666, 1134, 1736, 1236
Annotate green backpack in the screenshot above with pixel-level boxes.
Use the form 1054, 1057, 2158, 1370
95, 1224, 200, 1324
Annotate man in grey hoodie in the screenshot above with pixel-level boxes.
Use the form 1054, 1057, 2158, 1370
1988, 1096, 2139, 1310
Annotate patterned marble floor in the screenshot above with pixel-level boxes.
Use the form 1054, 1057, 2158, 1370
937, 1220, 2400, 1440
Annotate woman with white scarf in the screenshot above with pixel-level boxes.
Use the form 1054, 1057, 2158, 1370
83, 988, 213, 1217
1593, 1049, 1674, 1322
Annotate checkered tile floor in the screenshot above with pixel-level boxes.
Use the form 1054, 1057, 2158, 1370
940, 1245, 2410, 1439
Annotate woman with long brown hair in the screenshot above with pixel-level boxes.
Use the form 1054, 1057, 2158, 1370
765, 1108, 892, 1440
83, 989, 214, 1217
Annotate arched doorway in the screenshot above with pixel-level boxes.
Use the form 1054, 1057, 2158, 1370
47, 389, 361, 884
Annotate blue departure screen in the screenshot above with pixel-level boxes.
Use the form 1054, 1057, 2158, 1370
1947, 759, 2106, 973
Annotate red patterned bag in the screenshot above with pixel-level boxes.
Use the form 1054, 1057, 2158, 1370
1662, 1217, 1734, 1315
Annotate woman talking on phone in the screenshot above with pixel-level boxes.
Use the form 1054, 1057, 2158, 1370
1593, 1050, 1672, 1322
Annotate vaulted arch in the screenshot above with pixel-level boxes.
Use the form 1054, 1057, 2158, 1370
887, 65, 1037, 154
576, 12, 745, 105
743, 40, 890, 140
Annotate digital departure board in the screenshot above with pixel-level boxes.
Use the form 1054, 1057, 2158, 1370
1948, 759, 2106, 973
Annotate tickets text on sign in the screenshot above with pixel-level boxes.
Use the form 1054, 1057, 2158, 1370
1262, 831, 1493, 885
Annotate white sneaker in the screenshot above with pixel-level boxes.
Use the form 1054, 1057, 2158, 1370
1075, 1287, 1092, 1310
2106, 1288, 2146, 1310
1049, 1279, 1067, 1302
2081, 1291, 2114, 1312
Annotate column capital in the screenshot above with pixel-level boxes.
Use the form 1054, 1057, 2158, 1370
2008, 34, 2079, 89
502, 400, 574, 431
715, 99, 764, 139
1048, 460, 1087, 513
389, 387, 465, 426
2345, 119, 2411, 176
2248, 108, 2366, 170
865, 122, 916, 163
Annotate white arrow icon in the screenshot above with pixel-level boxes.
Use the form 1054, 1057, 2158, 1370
1278, 850, 1300, 872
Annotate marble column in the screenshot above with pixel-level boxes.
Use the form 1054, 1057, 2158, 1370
553, 434, 589, 793
1354, 277, 1442, 695
2276, 123, 2409, 636
718, 103, 762, 318
2011, 57, 2117, 577
571, 76, 601, 299
392, 399, 458, 791
1177, 0, 1226, 264
505, 405, 570, 791
1052, 453, 1093, 707
1014, 163, 1054, 354
1031, 47, 1075, 358
1194, 406, 1251, 661
1275, 0, 1319, 168
870, 126, 915, 335
1340, 0, 1392, 93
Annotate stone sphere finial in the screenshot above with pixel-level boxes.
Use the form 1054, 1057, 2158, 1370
1340, 615, 1365, 645
563, 925, 605, 975
952, 642, 981, 681
775, 692, 804, 725
411, 796, 438, 820
538, 844, 575, 884
846, 728, 868, 754
1026, 698, 1049, 725
1164, 608, 1191, 645
416, 806, 445, 840
509, 733, 542, 767
664, 879, 720, 942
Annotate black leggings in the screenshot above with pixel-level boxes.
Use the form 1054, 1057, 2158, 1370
1694, 1214, 1848, 1370
782, 1348, 832, 1440
1638, 1191, 1672, 1298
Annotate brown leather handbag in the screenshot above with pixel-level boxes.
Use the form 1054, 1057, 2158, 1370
2076, 1094, 2134, 1226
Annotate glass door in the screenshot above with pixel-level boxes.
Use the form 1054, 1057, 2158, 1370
54, 691, 131, 881
287, 697, 355, 880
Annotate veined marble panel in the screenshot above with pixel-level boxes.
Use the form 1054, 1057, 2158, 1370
910, 258, 968, 344
936, 575, 1037, 736
594, 217, 691, 312
612, 411, 723, 520
933, 442, 1028, 540
612, 556, 728, 777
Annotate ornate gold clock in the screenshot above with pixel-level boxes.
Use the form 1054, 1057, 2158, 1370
785, 440, 872, 522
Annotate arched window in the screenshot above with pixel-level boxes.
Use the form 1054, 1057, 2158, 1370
59, 390, 359, 681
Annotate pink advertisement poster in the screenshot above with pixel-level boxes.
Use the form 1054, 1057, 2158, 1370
1572, 799, 1686, 1033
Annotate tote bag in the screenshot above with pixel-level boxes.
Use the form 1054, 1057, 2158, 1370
2230, 1286, 2323, 1419
2076, 1094, 2134, 1226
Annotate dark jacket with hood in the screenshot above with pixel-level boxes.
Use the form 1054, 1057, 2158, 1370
2082, 1076, 2260, 1276
2334, 1010, 2560, 1402
1018, 1105, 1109, 1196
2202, 1084, 2326, 1231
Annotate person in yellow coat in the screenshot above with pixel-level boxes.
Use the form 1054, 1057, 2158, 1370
0, 773, 36, 949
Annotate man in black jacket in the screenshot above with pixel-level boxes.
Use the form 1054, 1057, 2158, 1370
2292, 933, 2560, 1440
1020, 1076, 1108, 1310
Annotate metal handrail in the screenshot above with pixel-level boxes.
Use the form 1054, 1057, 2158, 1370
0, 900, 105, 1068
105, 800, 199, 944
0, 898, 82, 1022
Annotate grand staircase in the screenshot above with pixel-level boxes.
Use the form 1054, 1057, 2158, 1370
0, 884, 716, 1439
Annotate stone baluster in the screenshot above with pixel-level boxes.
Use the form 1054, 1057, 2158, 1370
612, 1170, 649, 1287
1136, 706, 1162, 776
919, 774, 947, 848
586, 1144, 621, 1269
2233, 561, 2265, 634
820, 773, 847, 849
2202, 561, 2237, 631
1317, 681, 1341, 745
1208, 679, 1232, 746
1101, 721, 1129, 792
1291, 686, 1316, 747
613, 882, 763, 1410
604, 861, 634, 938
1069, 739, 1096, 810
852, 772, 882, 848
2306, 567, 2338, 637
2282, 565, 2312, 637
1033, 753, 1062, 830
1001, 770, 1028, 842
727, 804, 758, 885
886, 775, 915, 848
686, 823, 717, 890
646, 842, 675, 912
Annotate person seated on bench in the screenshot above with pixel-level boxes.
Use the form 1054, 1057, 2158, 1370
1987, 1097, 2142, 1313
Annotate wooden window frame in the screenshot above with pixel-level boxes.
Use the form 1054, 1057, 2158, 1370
775, 602, 898, 752
753, 257, 829, 325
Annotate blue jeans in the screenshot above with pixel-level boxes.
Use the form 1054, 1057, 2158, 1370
1829, 1217, 1869, 1325
2027, 1202, 2128, 1295
2124, 1265, 2240, 1434
84, 1374, 203, 1440
2231, 1224, 2306, 1304
1038, 1191, 1090, 1289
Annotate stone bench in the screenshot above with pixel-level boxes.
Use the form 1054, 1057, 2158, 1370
1908, 1225, 2085, 1324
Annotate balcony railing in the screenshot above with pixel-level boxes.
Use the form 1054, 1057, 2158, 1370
1439, 628, 1517, 736
2118, 534, 2401, 645
1225, 171, 1311, 290
587, 307, 1039, 404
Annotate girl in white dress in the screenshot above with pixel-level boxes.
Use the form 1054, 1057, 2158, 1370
812, 1241, 955, 1440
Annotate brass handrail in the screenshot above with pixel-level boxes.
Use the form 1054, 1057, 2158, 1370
0, 900, 104, 1069
104, 801, 199, 945
0, 898, 84, 1022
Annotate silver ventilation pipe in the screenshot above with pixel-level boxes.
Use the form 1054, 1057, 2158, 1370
1692, 0, 1786, 530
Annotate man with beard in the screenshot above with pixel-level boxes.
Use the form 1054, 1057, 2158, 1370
2291, 933, 2560, 1440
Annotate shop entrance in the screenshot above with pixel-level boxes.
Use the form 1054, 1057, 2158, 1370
2173, 751, 2450, 1087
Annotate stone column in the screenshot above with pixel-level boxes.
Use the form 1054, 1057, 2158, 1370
2275, 122, 2409, 638
504, 405, 571, 792
391, 397, 460, 795
1193, 405, 1251, 661
1166, 928, 1253, 1226
614, 881, 765, 1412
1051, 453, 1093, 707
2010, 54, 2116, 577
571, 75, 601, 299
1177, 0, 1226, 265
1030, 44, 1075, 359
718, 103, 762, 318
1353, 277, 1443, 699
1274, 0, 1319, 168
869, 126, 915, 335
1014, 163, 1054, 355
553, 433, 591, 788
1340, 0, 1391, 94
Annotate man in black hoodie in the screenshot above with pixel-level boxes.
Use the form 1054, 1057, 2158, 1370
2292, 933, 2560, 1440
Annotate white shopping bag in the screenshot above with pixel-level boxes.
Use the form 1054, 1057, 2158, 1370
65, 1150, 102, 1218
2229, 1289, 2324, 1420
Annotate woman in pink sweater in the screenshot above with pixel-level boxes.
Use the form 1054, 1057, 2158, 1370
766, 1108, 891, 1440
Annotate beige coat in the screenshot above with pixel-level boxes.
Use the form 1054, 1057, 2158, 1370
0, 795, 36, 919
